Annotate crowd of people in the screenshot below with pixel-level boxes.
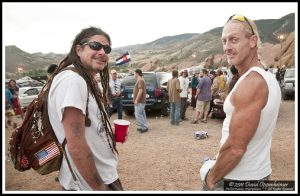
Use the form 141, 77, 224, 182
7, 14, 282, 191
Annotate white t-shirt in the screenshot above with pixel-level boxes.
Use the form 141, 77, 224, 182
48, 66, 118, 190
221, 66, 281, 180
179, 76, 189, 98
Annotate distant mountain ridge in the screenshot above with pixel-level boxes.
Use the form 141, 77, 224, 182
5, 45, 65, 73
5, 13, 295, 75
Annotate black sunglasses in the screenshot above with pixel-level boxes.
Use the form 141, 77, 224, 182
81, 41, 111, 54
228, 14, 255, 35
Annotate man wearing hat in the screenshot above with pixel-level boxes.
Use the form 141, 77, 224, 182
133, 69, 148, 133
109, 69, 123, 119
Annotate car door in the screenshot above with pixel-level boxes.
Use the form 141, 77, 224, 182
19, 88, 40, 108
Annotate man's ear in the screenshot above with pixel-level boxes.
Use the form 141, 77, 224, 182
75, 45, 83, 57
250, 35, 258, 49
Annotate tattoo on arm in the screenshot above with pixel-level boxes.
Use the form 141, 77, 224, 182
70, 121, 83, 137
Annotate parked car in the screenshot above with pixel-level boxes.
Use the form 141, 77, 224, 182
281, 68, 295, 100
121, 72, 172, 116
17, 80, 44, 87
18, 86, 43, 109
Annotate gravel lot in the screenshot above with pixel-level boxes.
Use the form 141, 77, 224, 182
5, 100, 295, 191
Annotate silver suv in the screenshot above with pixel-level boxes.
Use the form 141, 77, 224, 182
281, 68, 295, 100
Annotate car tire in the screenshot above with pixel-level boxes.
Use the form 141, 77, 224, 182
282, 90, 288, 100
160, 104, 169, 116
211, 112, 215, 119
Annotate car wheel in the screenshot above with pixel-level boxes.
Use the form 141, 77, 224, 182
282, 91, 287, 100
124, 109, 134, 116
161, 104, 169, 116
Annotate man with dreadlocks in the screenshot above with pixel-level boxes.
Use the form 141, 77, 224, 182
48, 27, 122, 191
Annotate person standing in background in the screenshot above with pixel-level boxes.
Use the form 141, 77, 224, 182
8, 79, 23, 118
191, 71, 199, 110
133, 69, 148, 133
179, 69, 189, 120
167, 70, 182, 126
109, 69, 123, 119
191, 69, 212, 124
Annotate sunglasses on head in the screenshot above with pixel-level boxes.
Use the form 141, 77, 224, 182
228, 14, 255, 35
81, 41, 111, 54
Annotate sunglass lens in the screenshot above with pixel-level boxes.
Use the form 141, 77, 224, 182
103, 45, 111, 54
89, 42, 102, 50
89, 42, 111, 54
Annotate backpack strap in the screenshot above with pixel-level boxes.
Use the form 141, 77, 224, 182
61, 139, 77, 181
85, 92, 91, 126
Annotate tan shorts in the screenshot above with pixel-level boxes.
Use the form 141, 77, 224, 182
196, 100, 210, 113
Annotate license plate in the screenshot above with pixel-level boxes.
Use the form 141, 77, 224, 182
285, 83, 293, 89
128, 94, 133, 98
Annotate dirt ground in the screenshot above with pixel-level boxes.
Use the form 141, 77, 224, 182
4, 100, 295, 191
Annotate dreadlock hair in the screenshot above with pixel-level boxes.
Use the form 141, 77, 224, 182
48, 26, 117, 154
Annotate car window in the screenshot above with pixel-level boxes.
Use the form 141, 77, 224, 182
31, 80, 44, 87
122, 73, 157, 86
17, 80, 44, 87
17, 81, 31, 87
122, 75, 137, 86
24, 88, 39, 96
285, 69, 295, 78
158, 72, 172, 86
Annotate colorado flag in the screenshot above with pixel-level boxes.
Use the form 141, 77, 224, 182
115, 51, 131, 66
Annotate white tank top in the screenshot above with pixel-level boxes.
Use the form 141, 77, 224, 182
221, 66, 281, 180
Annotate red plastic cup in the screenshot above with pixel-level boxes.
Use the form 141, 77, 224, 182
114, 119, 130, 143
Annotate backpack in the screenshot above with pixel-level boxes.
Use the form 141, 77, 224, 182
8, 68, 78, 178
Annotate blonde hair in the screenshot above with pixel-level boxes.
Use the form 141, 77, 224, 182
226, 17, 261, 49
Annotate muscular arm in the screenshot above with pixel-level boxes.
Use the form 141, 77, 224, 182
206, 72, 268, 188
62, 107, 107, 190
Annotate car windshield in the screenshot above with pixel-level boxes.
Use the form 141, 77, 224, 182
158, 73, 172, 85
24, 88, 40, 96
122, 73, 157, 86
285, 69, 295, 78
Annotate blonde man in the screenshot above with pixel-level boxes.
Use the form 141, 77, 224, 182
200, 15, 281, 191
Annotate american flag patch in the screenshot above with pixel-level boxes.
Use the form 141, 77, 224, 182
34, 142, 61, 166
